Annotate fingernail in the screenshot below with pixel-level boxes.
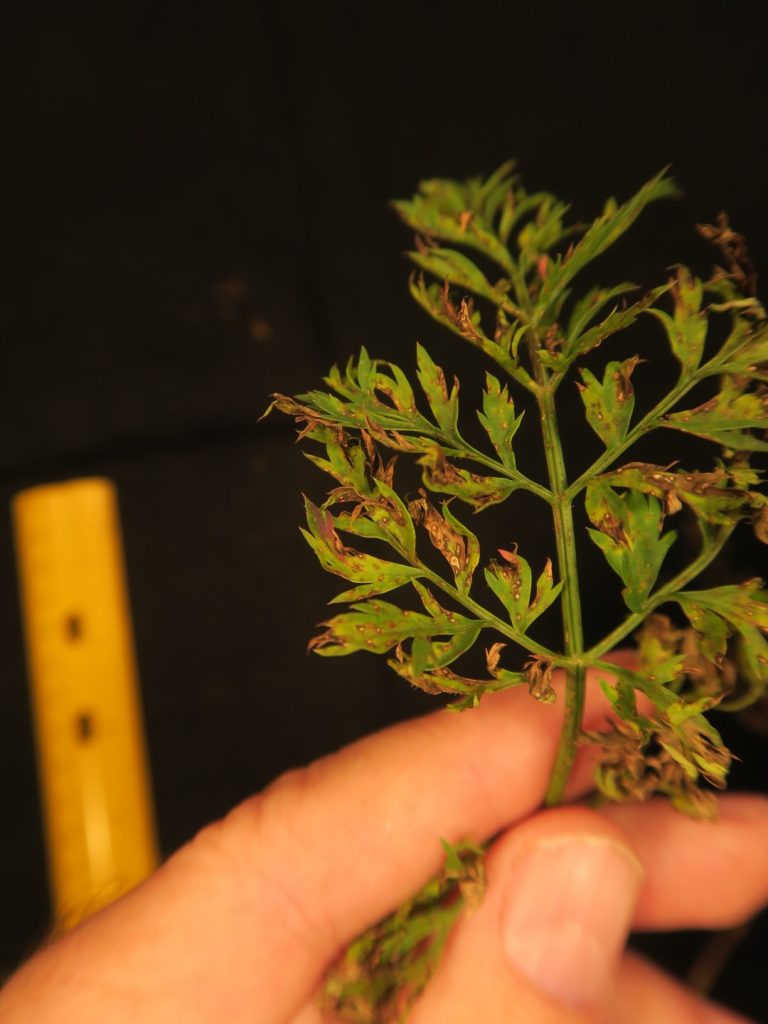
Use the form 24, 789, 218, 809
500, 835, 643, 1009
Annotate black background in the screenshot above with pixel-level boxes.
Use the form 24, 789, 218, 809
1, 2, 766, 1017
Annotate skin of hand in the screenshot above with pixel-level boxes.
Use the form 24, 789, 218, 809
1, 658, 766, 1024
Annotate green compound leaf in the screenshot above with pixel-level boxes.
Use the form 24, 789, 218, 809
322, 839, 486, 1024
392, 162, 519, 273
477, 373, 524, 469
484, 548, 562, 633
537, 168, 680, 318
307, 590, 481, 666
417, 445, 516, 511
671, 580, 768, 693
663, 376, 768, 453
301, 498, 424, 601
645, 266, 707, 373
323, 476, 419, 563
302, 425, 373, 494
586, 482, 676, 613
577, 355, 641, 447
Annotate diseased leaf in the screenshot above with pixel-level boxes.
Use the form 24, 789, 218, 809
441, 501, 480, 595
596, 461, 765, 527
417, 445, 516, 510
272, 163, 764, 840
323, 838, 485, 1023
672, 581, 768, 697
663, 376, 768, 453
407, 275, 524, 379
559, 284, 671, 368
416, 344, 461, 439
408, 491, 478, 593
708, 311, 768, 377
645, 266, 707, 372
302, 498, 423, 599
538, 169, 679, 317
529, 558, 564, 625
577, 356, 640, 447
484, 547, 532, 631
586, 483, 676, 612
477, 373, 524, 469
408, 246, 499, 304
566, 282, 640, 344
308, 592, 481, 663
584, 666, 731, 819
484, 549, 563, 634
523, 656, 557, 703
392, 163, 518, 274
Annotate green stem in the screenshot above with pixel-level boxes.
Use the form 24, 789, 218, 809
532, 370, 587, 806
584, 524, 735, 661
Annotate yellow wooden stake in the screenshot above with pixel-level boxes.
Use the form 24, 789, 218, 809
12, 478, 158, 932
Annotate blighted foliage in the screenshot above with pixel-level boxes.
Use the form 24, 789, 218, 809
267, 163, 768, 1020
321, 839, 485, 1023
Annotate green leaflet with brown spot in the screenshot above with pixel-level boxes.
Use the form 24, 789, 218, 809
645, 266, 707, 373
417, 445, 516, 510
484, 549, 562, 633
672, 581, 768, 688
415, 344, 461, 440
663, 376, 768, 452
516, 195, 573, 277
407, 247, 500, 305
440, 502, 480, 596
323, 477, 418, 564
477, 373, 524, 470
307, 589, 481, 664
392, 162, 518, 274
595, 461, 765, 529
585, 482, 676, 613
548, 283, 671, 371
577, 356, 640, 447
302, 425, 372, 495
407, 275, 525, 376
566, 282, 639, 347
710, 313, 768, 378
301, 497, 424, 602
408, 492, 480, 595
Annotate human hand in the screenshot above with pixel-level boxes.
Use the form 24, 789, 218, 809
1, 661, 765, 1023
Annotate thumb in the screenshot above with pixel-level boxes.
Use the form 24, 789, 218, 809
411, 808, 644, 1023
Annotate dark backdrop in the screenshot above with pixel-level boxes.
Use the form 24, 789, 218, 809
1, 2, 766, 1016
